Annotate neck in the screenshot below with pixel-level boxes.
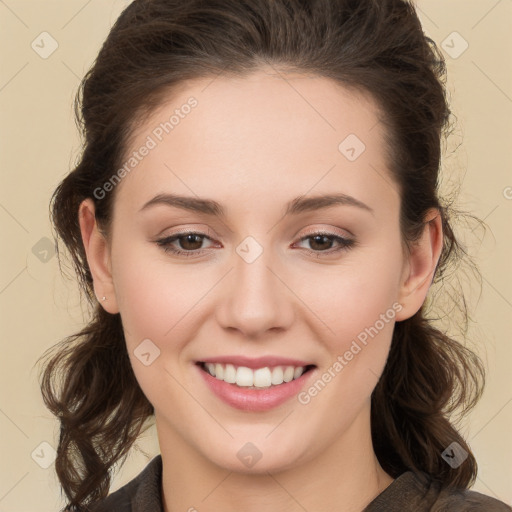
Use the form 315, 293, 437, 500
157, 404, 394, 512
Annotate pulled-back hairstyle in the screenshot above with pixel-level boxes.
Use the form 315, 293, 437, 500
38, 0, 487, 510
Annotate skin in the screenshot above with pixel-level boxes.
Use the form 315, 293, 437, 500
79, 67, 443, 512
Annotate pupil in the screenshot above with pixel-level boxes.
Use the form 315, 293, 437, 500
182, 234, 202, 250
311, 235, 331, 251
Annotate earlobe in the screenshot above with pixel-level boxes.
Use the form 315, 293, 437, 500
78, 198, 119, 314
395, 209, 443, 322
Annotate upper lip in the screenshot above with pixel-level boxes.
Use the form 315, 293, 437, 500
198, 355, 315, 369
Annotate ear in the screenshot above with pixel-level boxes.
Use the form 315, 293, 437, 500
395, 208, 443, 322
78, 198, 119, 314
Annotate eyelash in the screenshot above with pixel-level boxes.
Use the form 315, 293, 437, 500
155, 230, 356, 258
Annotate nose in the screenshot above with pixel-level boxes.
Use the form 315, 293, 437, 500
215, 242, 295, 339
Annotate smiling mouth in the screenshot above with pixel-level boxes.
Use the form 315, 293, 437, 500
196, 361, 316, 389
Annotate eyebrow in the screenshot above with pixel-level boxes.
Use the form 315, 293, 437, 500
139, 192, 374, 217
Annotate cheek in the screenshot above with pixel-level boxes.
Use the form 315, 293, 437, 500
111, 243, 204, 412
303, 246, 403, 345
297, 276, 399, 436
111, 220, 403, 345
297, 237, 403, 412
111, 242, 206, 350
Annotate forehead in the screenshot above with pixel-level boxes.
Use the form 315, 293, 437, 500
112, 68, 397, 217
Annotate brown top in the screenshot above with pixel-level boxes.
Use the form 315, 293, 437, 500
84, 455, 511, 512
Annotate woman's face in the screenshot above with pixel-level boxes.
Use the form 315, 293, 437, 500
83, 68, 435, 473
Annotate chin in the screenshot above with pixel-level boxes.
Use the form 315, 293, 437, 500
199, 435, 308, 475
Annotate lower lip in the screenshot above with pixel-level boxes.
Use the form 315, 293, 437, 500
196, 364, 316, 412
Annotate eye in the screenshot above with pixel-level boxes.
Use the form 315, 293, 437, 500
155, 230, 356, 258
156, 231, 216, 257
293, 232, 356, 256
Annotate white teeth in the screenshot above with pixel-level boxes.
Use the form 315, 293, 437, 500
215, 363, 224, 380
271, 366, 284, 385
253, 367, 272, 388
202, 362, 309, 388
235, 366, 253, 387
283, 366, 295, 382
293, 367, 304, 379
224, 363, 236, 383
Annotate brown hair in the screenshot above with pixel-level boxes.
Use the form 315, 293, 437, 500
37, 0, 486, 510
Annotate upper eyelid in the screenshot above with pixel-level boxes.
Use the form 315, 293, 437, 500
158, 227, 352, 240
157, 229, 353, 248
155, 229, 357, 261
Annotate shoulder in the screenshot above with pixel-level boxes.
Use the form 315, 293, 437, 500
83, 455, 163, 512
412, 471, 511, 512
431, 484, 512, 512
365, 470, 511, 512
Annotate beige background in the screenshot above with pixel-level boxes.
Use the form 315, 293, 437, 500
0, 0, 511, 510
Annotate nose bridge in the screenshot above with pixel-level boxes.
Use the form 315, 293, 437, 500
215, 234, 294, 337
